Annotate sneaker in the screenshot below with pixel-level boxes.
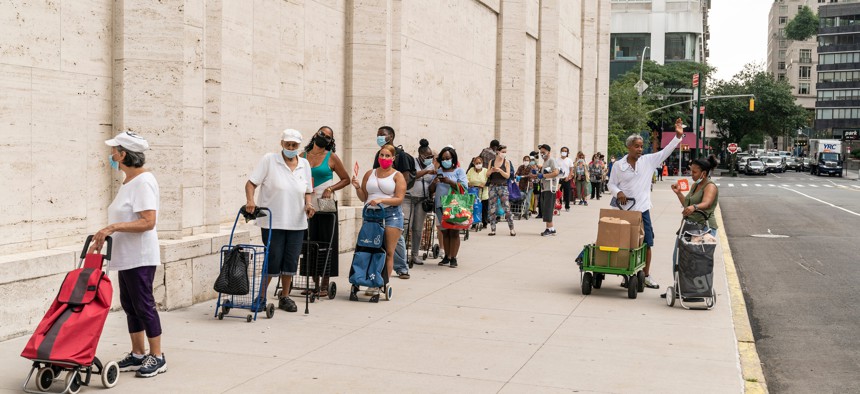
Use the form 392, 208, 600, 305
278, 297, 298, 312
540, 229, 557, 237
135, 354, 167, 378
398, 271, 410, 279
438, 257, 450, 266
117, 352, 145, 372
535, 215, 543, 219
449, 258, 458, 268
644, 276, 660, 289
411, 258, 424, 266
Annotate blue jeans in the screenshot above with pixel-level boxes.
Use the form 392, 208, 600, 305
394, 235, 408, 274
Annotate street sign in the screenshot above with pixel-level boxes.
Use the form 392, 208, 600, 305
727, 143, 739, 154
692, 73, 699, 87
844, 130, 859, 140
700, 106, 705, 115
634, 79, 649, 95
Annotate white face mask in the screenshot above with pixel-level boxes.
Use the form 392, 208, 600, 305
475, 164, 483, 170
561, 152, 568, 157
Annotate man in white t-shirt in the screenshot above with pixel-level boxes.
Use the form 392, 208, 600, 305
245, 129, 315, 313
557, 147, 574, 211
608, 119, 684, 290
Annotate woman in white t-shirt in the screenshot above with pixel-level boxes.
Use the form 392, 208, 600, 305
245, 129, 315, 314
89, 131, 166, 378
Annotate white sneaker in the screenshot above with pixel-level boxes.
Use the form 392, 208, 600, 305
644, 276, 660, 289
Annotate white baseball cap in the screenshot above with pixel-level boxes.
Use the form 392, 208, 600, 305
105, 131, 150, 152
281, 129, 303, 143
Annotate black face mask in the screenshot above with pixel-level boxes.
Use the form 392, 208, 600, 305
314, 136, 330, 148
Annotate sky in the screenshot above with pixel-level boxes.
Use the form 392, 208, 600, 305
709, 0, 773, 82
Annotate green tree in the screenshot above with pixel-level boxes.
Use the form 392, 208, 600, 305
785, 6, 819, 41
607, 60, 714, 157
707, 63, 808, 146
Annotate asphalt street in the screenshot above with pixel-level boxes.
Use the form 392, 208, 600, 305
717, 169, 860, 394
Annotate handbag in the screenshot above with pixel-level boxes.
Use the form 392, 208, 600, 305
421, 177, 434, 212
213, 246, 249, 295
440, 185, 475, 230
312, 196, 337, 213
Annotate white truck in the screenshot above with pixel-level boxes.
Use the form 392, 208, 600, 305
808, 139, 843, 177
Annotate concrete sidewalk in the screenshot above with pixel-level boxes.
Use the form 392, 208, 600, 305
0, 181, 745, 394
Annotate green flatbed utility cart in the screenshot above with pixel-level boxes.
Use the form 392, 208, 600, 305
579, 243, 648, 299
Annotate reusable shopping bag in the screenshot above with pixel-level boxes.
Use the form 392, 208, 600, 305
441, 185, 475, 230
349, 251, 386, 288
214, 246, 250, 295
508, 179, 523, 201
467, 187, 483, 223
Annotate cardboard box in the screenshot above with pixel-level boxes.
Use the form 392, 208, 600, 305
595, 217, 631, 268
595, 209, 645, 269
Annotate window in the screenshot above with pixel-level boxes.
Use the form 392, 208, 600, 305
611, 33, 651, 61
800, 49, 812, 63
800, 66, 812, 80
818, 71, 860, 83
779, 28, 785, 38
779, 50, 786, 59
818, 89, 860, 100
780, 16, 788, 25
778, 73, 786, 81
664, 33, 697, 61
780, 40, 788, 48
799, 83, 810, 95
780, 5, 787, 14
779, 61, 786, 70
820, 52, 860, 65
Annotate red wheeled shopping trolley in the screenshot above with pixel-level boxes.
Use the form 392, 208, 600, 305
21, 235, 119, 394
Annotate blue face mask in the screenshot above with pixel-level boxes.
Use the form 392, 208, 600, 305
376, 136, 387, 147
423, 158, 433, 166
441, 159, 453, 169
283, 149, 299, 158
108, 154, 120, 170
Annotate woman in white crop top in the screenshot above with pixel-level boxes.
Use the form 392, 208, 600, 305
352, 144, 406, 278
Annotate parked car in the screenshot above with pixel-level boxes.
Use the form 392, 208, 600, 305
745, 160, 766, 175
735, 153, 750, 171
763, 157, 786, 173
802, 157, 812, 171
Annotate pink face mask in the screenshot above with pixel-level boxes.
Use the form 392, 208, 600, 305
378, 157, 394, 169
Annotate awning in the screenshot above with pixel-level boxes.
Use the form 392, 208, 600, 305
660, 132, 711, 150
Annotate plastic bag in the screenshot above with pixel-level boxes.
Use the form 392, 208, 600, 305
214, 246, 249, 295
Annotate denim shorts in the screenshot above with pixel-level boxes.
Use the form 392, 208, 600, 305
642, 210, 655, 247
371, 205, 404, 230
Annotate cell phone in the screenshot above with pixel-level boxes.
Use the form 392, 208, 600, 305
436, 173, 444, 178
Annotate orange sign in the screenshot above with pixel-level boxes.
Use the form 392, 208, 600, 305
677, 179, 690, 192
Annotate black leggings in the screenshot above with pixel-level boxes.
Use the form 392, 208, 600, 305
561, 180, 572, 209
590, 181, 602, 199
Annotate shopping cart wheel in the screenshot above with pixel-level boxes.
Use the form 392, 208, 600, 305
593, 273, 604, 289
35, 367, 53, 392
408, 259, 414, 269
369, 294, 380, 303
666, 287, 676, 307
328, 282, 337, 299
266, 303, 275, 319
246, 314, 253, 322
627, 275, 638, 299
101, 361, 119, 388
65, 370, 81, 394
432, 244, 440, 258
636, 271, 646, 293
385, 285, 392, 301
581, 272, 593, 295
221, 299, 231, 315
217, 311, 224, 320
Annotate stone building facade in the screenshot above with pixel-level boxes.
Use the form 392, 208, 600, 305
0, 0, 610, 339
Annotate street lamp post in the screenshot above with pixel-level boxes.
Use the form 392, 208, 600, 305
635, 47, 650, 98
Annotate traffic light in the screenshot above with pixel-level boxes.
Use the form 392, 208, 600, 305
749, 98, 755, 112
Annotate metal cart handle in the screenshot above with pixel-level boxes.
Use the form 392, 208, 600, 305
81, 235, 112, 260
610, 197, 636, 211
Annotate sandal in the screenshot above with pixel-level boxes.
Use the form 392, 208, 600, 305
488, 230, 496, 236
318, 289, 328, 298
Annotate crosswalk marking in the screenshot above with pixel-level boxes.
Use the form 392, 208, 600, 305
796, 184, 805, 188
755, 184, 762, 187
782, 184, 790, 187
853, 185, 860, 189
728, 184, 735, 187
809, 184, 818, 188
741, 184, 748, 187
824, 185, 833, 188
717, 182, 855, 189
769, 184, 776, 187
715, 183, 720, 186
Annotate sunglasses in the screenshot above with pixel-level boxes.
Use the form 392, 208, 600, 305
316, 131, 333, 141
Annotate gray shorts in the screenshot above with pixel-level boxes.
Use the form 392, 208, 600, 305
540, 191, 555, 223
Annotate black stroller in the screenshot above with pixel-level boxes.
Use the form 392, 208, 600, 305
665, 210, 718, 310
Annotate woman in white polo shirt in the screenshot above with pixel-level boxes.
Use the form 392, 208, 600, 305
90, 131, 166, 378
245, 129, 315, 313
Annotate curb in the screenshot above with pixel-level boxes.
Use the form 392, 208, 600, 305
715, 206, 769, 393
